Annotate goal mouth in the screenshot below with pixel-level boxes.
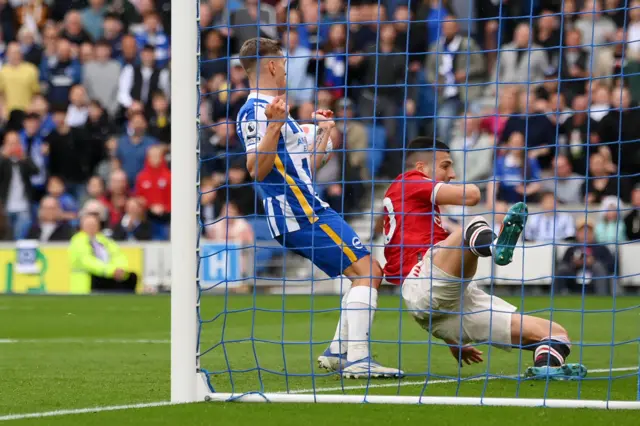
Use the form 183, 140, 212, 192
171, 0, 640, 408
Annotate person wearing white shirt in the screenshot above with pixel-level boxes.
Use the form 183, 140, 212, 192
524, 192, 576, 242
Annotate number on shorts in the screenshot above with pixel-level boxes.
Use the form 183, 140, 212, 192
383, 197, 396, 245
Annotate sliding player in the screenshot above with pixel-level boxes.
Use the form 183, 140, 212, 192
236, 37, 402, 379
383, 137, 587, 380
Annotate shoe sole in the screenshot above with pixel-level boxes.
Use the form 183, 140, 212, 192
524, 363, 588, 381
494, 202, 528, 266
342, 371, 404, 379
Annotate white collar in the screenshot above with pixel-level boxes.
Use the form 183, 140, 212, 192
247, 92, 276, 102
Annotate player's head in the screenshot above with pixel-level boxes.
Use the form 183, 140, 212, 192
239, 37, 286, 93
406, 137, 455, 182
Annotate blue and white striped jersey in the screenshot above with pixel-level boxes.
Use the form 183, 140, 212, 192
236, 92, 329, 237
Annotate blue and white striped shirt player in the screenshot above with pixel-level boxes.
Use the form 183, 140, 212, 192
237, 92, 329, 238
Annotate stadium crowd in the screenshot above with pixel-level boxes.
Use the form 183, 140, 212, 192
0, 0, 638, 292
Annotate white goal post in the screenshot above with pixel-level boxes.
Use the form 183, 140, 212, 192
169, 0, 640, 409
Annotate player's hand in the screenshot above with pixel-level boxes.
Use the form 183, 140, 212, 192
450, 344, 484, 366
265, 95, 288, 122
312, 109, 335, 130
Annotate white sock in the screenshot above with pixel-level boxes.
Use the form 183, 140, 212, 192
346, 285, 378, 362
329, 288, 350, 354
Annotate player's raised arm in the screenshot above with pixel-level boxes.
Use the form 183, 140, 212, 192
310, 109, 336, 172
245, 96, 287, 181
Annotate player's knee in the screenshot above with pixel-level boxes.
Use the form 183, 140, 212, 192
550, 322, 569, 341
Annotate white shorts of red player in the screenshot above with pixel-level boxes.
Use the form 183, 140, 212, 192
402, 247, 517, 350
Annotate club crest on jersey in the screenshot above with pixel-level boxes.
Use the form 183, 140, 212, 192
352, 237, 363, 249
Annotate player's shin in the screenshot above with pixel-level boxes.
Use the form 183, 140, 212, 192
329, 287, 350, 355
464, 217, 496, 258
345, 283, 377, 362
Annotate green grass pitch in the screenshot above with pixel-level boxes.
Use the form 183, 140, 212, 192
1, 294, 639, 425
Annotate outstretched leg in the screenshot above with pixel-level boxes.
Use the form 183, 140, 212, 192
513, 314, 587, 380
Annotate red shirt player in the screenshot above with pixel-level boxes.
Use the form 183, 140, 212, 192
382, 170, 450, 284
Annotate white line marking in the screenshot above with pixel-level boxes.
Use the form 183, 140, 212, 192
1, 366, 637, 421
0, 338, 170, 344
0, 402, 175, 422
285, 366, 639, 395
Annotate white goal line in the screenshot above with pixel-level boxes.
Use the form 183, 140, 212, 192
1, 366, 638, 421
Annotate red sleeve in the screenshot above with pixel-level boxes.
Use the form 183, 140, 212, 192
401, 177, 443, 206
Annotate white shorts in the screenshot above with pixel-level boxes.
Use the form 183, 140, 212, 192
401, 248, 517, 350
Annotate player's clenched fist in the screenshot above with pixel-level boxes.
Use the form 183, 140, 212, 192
312, 109, 335, 130
265, 95, 288, 122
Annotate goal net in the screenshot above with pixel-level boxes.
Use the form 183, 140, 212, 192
173, 0, 640, 408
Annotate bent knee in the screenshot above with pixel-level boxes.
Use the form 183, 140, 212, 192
348, 256, 383, 288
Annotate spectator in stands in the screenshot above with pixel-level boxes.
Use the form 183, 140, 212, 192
47, 106, 94, 199
449, 114, 495, 184
628, 0, 640, 60
29, 94, 55, 138
83, 39, 121, 117
26, 196, 74, 242
495, 23, 549, 86
625, 184, 640, 241
200, 29, 228, 81
17, 26, 43, 66
346, 3, 376, 53
309, 23, 347, 98
202, 118, 242, 176
226, 0, 277, 50
208, 56, 248, 122
596, 28, 628, 83
46, 175, 78, 222
524, 191, 576, 242
575, 0, 616, 59
84, 175, 109, 208
116, 111, 157, 186
0, 131, 39, 240
103, 13, 124, 59
199, 177, 218, 233
66, 84, 90, 128
84, 101, 113, 157
480, 86, 519, 140
534, 10, 561, 69
207, 200, 254, 246
118, 44, 170, 114
69, 212, 138, 293
556, 217, 615, 295
501, 89, 556, 169
95, 136, 120, 184
106, 168, 129, 228
111, 197, 153, 241
82, 0, 107, 41
282, 30, 314, 106
133, 11, 170, 67
595, 196, 627, 244
61, 10, 92, 46
426, 15, 485, 143
41, 38, 82, 106
596, 86, 640, 198
353, 23, 410, 175
559, 29, 589, 104
148, 91, 171, 143
334, 97, 369, 184
118, 33, 138, 67
583, 152, 621, 204
135, 145, 170, 232
0, 42, 39, 124
487, 131, 543, 205
543, 155, 585, 204
392, 5, 425, 71
19, 112, 48, 194
604, 0, 626, 27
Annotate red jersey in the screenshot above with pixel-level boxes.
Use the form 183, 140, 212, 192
382, 170, 450, 285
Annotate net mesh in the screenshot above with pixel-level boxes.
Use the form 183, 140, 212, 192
195, 0, 640, 402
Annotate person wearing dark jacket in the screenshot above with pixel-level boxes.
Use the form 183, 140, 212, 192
556, 217, 616, 295
0, 131, 39, 239
110, 197, 153, 242
26, 196, 74, 242
625, 185, 640, 241
40, 38, 82, 106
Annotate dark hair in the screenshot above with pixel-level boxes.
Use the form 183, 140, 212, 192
407, 137, 450, 153
95, 39, 111, 49
238, 37, 282, 73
